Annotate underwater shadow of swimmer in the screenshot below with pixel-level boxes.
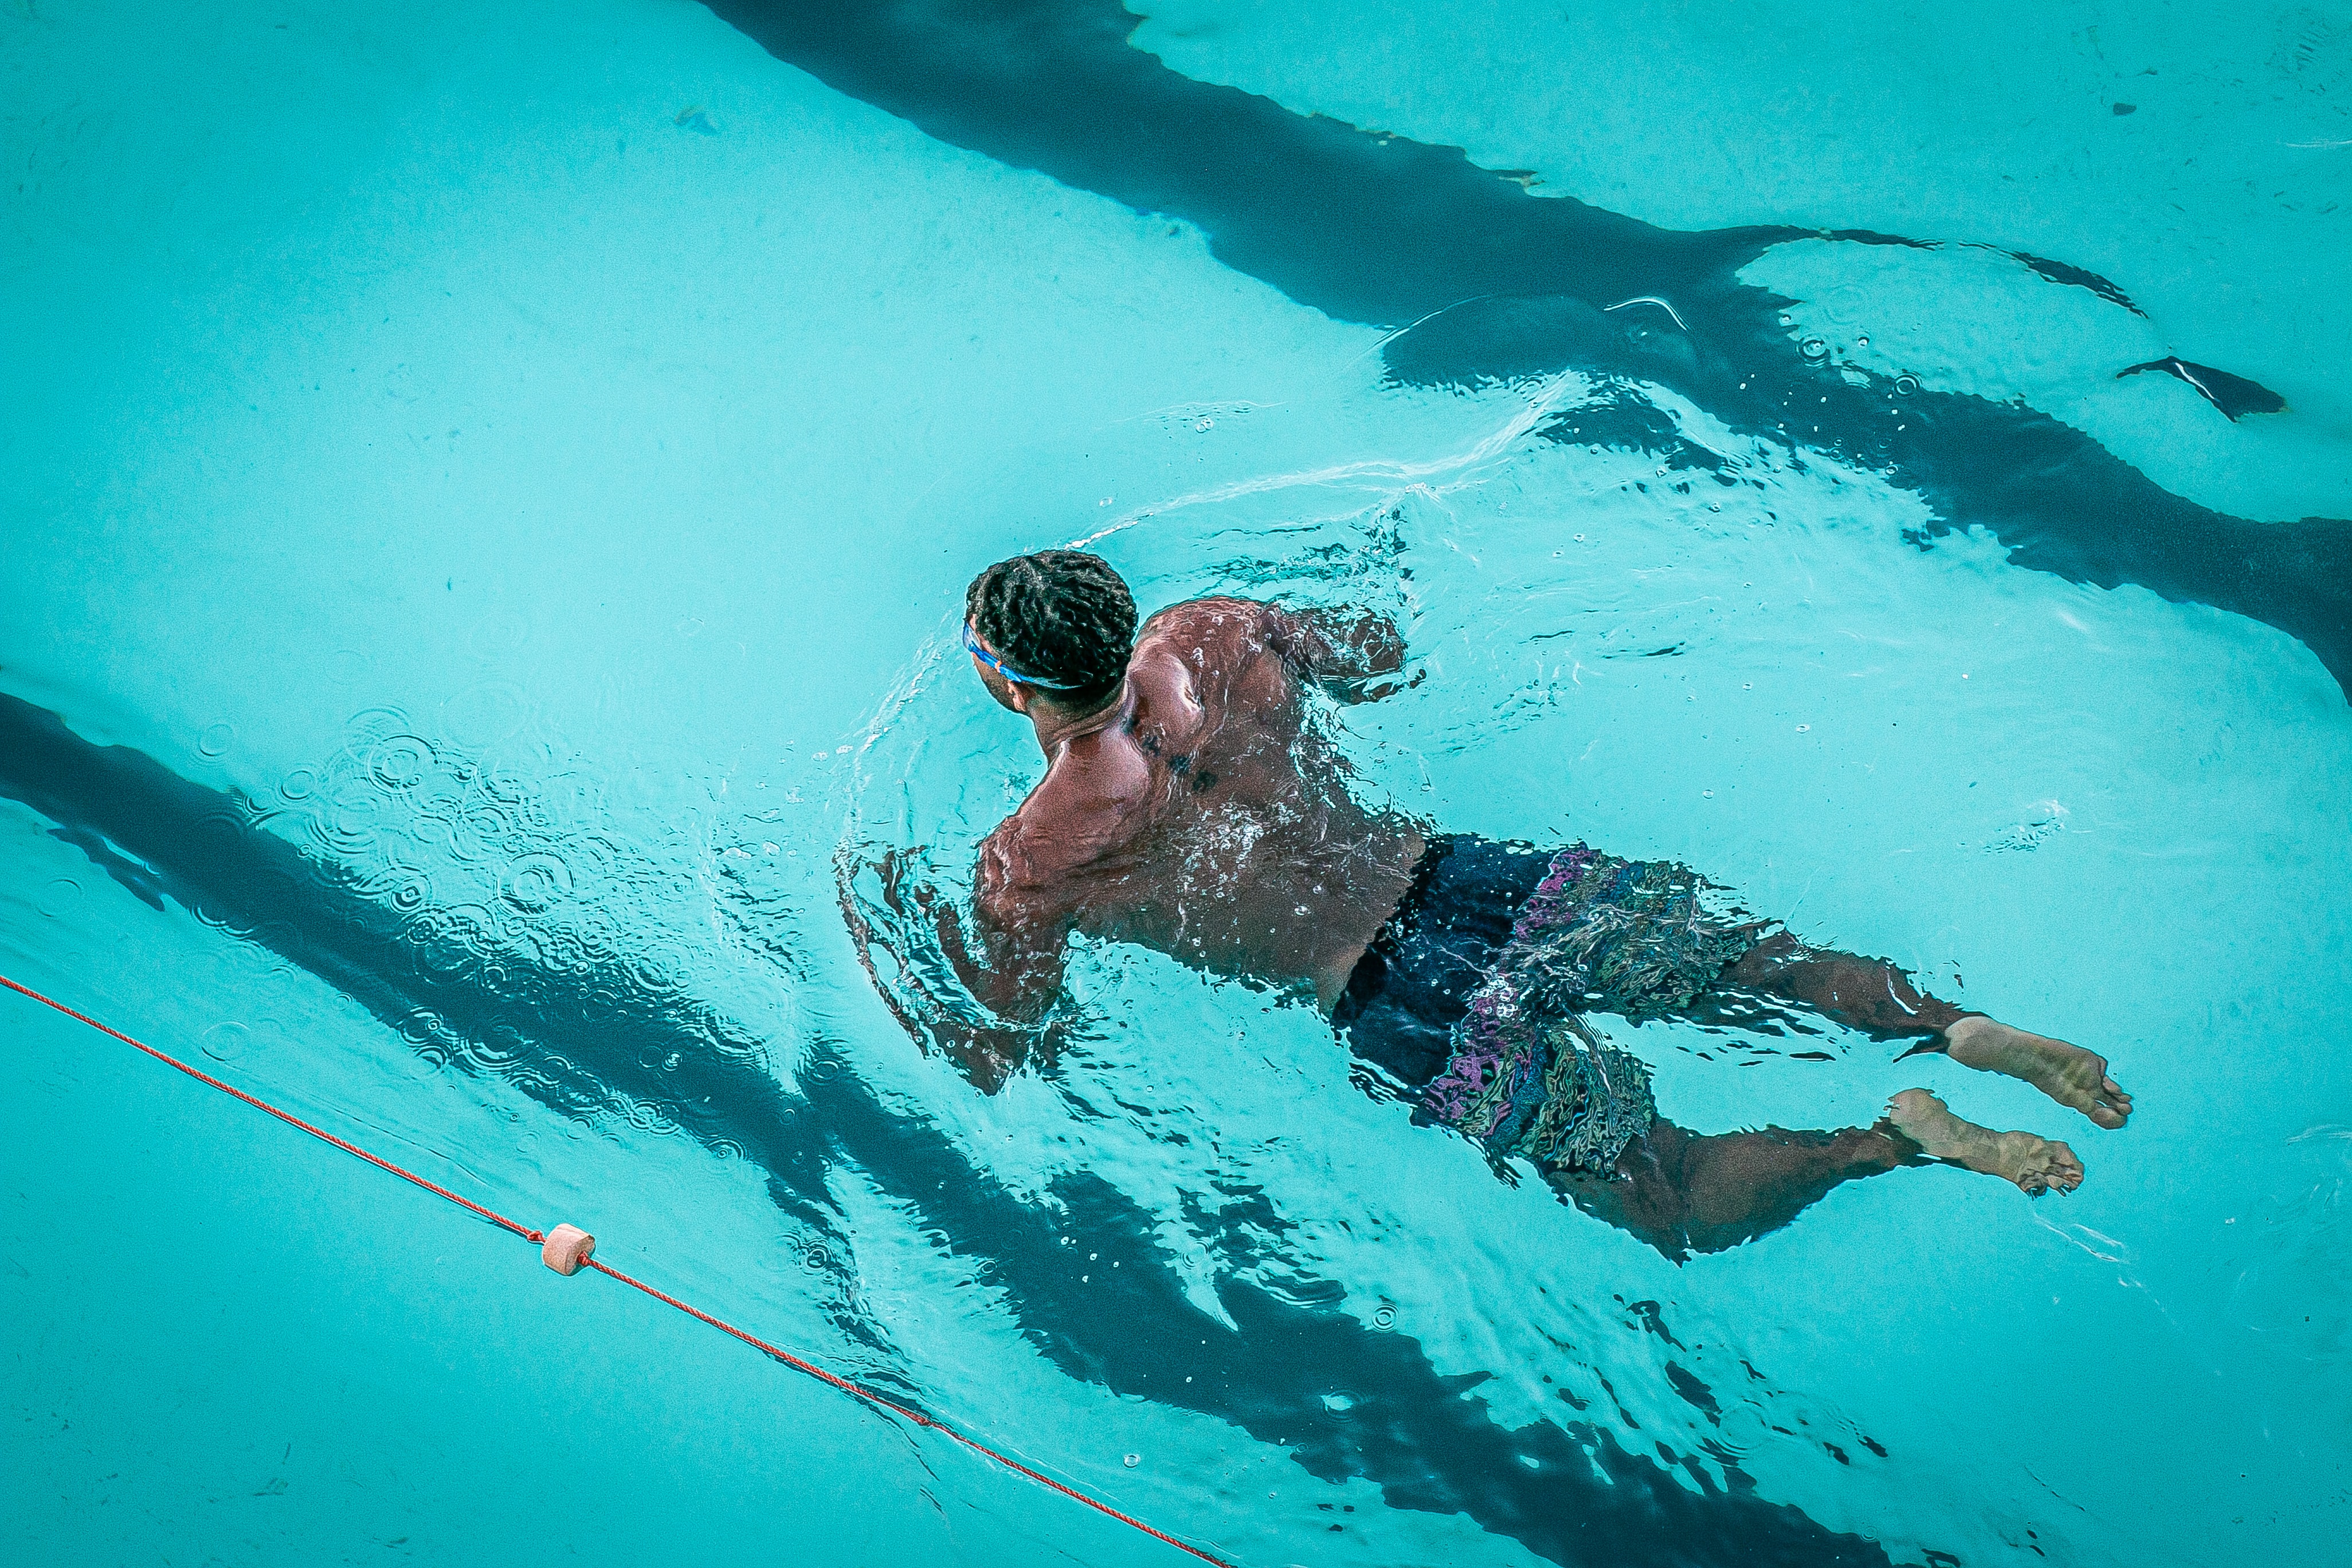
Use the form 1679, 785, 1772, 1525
1, 689, 1924, 1567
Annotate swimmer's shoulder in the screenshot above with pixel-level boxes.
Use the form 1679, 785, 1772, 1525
1133, 597, 1291, 687
1137, 595, 1283, 647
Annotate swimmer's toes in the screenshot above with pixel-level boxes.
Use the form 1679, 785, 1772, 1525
2055, 1053, 2131, 1128
1890, 1092, 2084, 1197
2036, 1140, 2085, 1194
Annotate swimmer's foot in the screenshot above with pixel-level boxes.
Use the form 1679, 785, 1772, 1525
1887, 1089, 2082, 1195
1941, 1016, 2133, 1130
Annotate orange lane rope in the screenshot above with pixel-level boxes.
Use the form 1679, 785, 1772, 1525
1, 973, 1238, 1568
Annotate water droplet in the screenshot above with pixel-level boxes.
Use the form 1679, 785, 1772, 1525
1372, 1306, 1396, 1330
1801, 338, 1828, 359
442, 681, 527, 745
468, 610, 530, 657
198, 722, 235, 758
278, 768, 317, 802
1702, 789, 1715, 798
1194, 417, 1214, 432
1778, 313, 1793, 327
1796, 724, 1812, 732
1894, 375, 1919, 395
366, 735, 434, 791
1123, 1453, 1142, 1468
202, 1022, 251, 1062
501, 852, 574, 912
462, 802, 513, 843
1855, 334, 1869, 348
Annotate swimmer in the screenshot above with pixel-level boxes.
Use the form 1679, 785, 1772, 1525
861, 550, 2131, 1259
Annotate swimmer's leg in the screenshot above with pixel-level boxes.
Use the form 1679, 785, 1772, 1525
1551, 1116, 1918, 1259
1715, 931, 1966, 1036
1714, 934, 2133, 1128
1552, 1097, 2080, 1260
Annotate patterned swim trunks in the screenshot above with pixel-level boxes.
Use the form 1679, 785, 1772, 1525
1336, 839, 1763, 1175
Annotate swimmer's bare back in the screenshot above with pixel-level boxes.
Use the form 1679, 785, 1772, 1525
934, 598, 1424, 1088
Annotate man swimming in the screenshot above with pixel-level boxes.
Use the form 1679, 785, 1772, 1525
867, 550, 2133, 1258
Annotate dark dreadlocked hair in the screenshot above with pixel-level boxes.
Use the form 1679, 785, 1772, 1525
964, 550, 1137, 708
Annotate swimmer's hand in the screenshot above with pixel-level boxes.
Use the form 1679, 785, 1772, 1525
928, 1017, 1046, 1095
859, 848, 1062, 1093
1272, 604, 1422, 704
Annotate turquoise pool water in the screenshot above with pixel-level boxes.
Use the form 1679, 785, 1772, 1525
3, 3, 2347, 1565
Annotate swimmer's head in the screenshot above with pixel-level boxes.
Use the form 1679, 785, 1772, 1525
963, 550, 1136, 714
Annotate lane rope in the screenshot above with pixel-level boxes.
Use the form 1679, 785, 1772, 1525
1, 973, 1237, 1568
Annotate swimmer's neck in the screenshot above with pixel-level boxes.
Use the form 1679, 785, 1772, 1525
1022, 682, 1127, 757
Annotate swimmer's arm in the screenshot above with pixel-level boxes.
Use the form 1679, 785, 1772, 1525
928, 836, 1074, 1092
1268, 604, 1417, 702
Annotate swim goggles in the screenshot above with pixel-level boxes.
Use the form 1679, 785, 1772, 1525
962, 621, 1086, 690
